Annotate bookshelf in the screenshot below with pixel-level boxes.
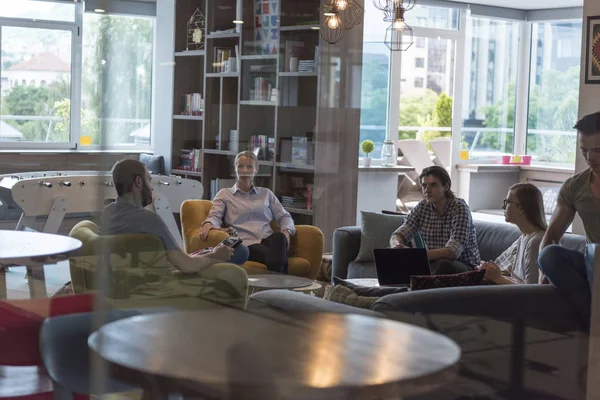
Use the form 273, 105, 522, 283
169, 0, 322, 226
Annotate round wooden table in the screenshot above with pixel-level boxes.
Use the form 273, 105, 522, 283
0, 230, 82, 298
247, 274, 318, 295
88, 309, 460, 399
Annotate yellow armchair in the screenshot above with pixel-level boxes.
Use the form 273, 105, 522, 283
68, 220, 169, 295
181, 199, 324, 279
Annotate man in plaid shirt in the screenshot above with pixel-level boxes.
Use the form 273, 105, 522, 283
390, 166, 480, 274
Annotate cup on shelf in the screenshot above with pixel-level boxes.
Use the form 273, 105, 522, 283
523, 155, 532, 165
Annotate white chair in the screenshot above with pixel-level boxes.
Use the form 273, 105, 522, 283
430, 138, 452, 169
395, 140, 435, 212
396, 139, 435, 178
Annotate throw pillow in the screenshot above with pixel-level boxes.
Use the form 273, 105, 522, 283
323, 284, 378, 309
356, 211, 426, 263
541, 187, 559, 216
333, 276, 408, 297
410, 270, 486, 291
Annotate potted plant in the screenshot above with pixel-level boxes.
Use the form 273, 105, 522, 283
361, 140, 374, 167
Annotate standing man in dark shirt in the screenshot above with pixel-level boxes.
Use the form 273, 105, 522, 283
538, 112, 600, 329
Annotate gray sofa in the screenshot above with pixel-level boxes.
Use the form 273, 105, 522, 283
332, 218, 586, 280
249, 219, 592, 399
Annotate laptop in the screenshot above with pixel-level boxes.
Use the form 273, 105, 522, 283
373, 248, 431, 286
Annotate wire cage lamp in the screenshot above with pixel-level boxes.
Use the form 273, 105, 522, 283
383, 3, 414, 51
372, 0, 417, 15
319, 3, 346, 44
319, 0, 365, 44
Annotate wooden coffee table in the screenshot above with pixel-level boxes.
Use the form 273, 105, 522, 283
89, 308, 461, 399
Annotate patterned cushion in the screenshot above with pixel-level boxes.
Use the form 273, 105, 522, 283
541, 187, 559, 216
332, 277, 408, 297
323, 284, 378, 309
410, 270, 486, 291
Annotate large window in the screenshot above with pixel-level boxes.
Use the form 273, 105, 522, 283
398, 37, 456, 148
1, 26, 72, 143
461, 16, 521, 158
527, 21, 582, 165
359, 0, 390, 156
0, 0, 154, 149
81, 13, 154, 147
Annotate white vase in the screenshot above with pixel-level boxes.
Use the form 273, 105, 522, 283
364, 157, 371, 167
289, 57, 298, 72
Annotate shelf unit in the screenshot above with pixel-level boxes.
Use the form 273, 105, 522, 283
170, 0, 321, 225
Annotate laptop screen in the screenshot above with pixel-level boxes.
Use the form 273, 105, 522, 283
373, 248, 431, 286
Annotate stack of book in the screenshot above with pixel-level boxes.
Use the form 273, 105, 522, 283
298, 60, 315, 73
249, 135, 274, 160
252, 77, 274, 101
179, 149, 202, 171
229, 130, 239, 153
181, 93, 203, 115
281, 195, 307, 209
213, 47, 236, 73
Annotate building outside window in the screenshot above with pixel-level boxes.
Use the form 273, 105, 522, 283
359, 0, 390, 156
527, 21, 582, 165
461, 16, 520, 158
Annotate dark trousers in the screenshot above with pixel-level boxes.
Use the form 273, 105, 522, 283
248, 232, 289, 274
538, 245, 591, 330
430, 258, 473, 275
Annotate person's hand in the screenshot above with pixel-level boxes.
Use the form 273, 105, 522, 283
199, 223, 214, 241
211, 244, 234, 261
283, 231, 291, 250
479, 260, 501, 282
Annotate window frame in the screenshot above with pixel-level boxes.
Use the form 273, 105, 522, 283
0, 15, 79, 149
0, 0, 155, 151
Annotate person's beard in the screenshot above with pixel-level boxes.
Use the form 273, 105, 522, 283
141, 182, 153, 207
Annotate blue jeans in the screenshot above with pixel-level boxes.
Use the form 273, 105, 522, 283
538, 245, 592, 329
229, 244, 250, 266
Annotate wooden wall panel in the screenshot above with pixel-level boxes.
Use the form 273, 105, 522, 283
314, 8, 364, 252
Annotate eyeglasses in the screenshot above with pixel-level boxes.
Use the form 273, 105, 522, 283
502, 199, 519, 210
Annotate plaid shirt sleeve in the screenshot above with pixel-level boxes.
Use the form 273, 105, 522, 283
446, 201, 472, 258
393, 202, 421, 244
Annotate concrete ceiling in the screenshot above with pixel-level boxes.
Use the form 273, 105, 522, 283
448, 0, 582, 10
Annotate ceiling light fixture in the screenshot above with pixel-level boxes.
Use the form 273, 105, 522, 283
233, 20, 244, 24
94, 8, 105, 13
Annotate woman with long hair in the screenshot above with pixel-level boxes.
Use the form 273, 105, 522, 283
479, 183, 548, 284
198, 151, 295, 274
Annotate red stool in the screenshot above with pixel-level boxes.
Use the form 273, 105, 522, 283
0, 293, 95, 400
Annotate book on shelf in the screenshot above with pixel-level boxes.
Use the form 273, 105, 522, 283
182, 93, 203, 115
250, 134, 274, 161
297, 60, 315, 72
210, 178, 235, 200
229, 130, 239, 153
251, 77, 274, 101
179, 148, 202, 171
213, 47, 232, 73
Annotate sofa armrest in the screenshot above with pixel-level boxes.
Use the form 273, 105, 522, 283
184, 230, 229, 254
249, 290, 382, 317
332, 226, 362, 281
373, 285, 582, 332
290, 225, 324, 280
